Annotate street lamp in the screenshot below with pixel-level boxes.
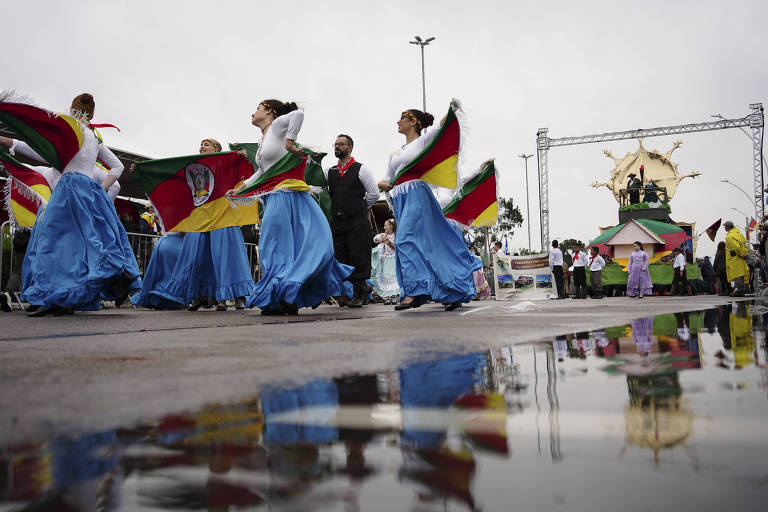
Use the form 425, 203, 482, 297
519, 154, 533, 253
409, 35, 435, 112
730, 207, 750, 236
721, 179, 753, 206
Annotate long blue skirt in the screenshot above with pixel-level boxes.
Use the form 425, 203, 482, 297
130, 234, 184, 309
21, 172, 142, 310
247, 190, 353, 310
392, 180, 477, 304
158, 227, 256, 304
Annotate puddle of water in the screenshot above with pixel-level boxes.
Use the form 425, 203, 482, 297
1, 303, 767, 511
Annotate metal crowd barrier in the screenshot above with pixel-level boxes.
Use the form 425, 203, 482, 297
0, 228, 262, 302
125, 232, 261, 282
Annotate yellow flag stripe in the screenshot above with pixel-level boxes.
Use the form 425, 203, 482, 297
420, 154, 458, 189
30, 183, 51, 202
171, 196, 261, 232
60, 115, 84, 149
10, 199, 38, 228
471, 201, 498, 227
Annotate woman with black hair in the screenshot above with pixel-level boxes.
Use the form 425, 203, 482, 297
227, 100, 352, 315
378, 103, 478, 311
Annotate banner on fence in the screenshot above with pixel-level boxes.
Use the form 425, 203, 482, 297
492, 253, 553, 300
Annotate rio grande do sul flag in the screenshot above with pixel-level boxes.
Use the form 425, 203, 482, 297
442, 160, 498, 227
0, 97, 86, 171
133, 151, 258, 232
390, 103, 460, 189
0, 148, 52, 229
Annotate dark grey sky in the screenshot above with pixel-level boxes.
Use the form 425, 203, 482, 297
3, 0, 766, 255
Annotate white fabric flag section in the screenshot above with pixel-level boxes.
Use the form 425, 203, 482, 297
492, 253, 553, 300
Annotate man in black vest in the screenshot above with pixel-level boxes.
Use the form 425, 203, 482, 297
327, 134, 380, 307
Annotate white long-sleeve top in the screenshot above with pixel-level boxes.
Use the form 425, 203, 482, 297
10, 138, 122, 201
588, 253, 606, 271
385, 125, 440, 181
549, 247, 563, 269
673, 253, 686, 269
64, 127, 124, 179
323, 162, 380, 208
242, 110, 304, 187
572, 251, 588, 268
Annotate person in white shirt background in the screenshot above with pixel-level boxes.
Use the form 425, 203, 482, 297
588, 246, 606, 299
671, 246, 693, 296
571, 242, 589, 299
549, 239, 565, 299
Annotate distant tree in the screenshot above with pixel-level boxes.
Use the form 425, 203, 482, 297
558, 238, 585, 266
470, 197, 523, 251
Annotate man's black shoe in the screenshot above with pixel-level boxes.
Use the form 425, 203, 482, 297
348, 297, 363, 308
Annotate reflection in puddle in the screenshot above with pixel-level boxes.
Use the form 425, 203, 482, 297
2, 304, 767, 511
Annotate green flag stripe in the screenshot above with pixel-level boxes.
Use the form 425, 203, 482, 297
391, 106, 456, 185
0, 112, 60, 169
133, 151, 234, 194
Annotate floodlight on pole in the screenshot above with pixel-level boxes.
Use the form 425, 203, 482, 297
519, 153, 533, 253
409, 35, 435, 112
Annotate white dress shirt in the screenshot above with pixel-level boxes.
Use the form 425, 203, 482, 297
572, 250, 588, 267
323, 161, 380, 208
674, 253, 686, 269
549, 247, 563, 269
588, 254, 606, 271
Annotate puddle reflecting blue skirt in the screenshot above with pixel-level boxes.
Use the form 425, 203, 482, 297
130, 234, 184, 309
392, 181, 478, 304
247, 190, 353, 310
21, 172, 142, 310
159, 227, 256, 304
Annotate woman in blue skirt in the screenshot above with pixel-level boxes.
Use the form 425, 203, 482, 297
226, 100, 352, 315
20, 93, 141, 316
377, 102, 477, 311
158, 138, 256, 311
129, 231, 184, 309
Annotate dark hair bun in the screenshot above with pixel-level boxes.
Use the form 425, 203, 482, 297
263, 99, 299, 117
71, 93, 95, 116
420, 112, 434, 128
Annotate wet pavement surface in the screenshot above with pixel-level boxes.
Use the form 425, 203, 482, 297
1, 301, 767, 511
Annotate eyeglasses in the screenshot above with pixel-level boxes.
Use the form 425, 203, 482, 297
333, 142, 347, 147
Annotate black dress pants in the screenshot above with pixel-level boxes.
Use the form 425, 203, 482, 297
331, 213, 371, 287
553, 266, 565, 298
573, 266, 587, 298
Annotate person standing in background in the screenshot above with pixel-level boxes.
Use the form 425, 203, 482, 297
549, 240, 565, 299
588, 246, 606, 299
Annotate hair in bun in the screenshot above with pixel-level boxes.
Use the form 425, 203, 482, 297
405, 109, 434, 134
260, 99, 299, 117
70, 93, 95, 119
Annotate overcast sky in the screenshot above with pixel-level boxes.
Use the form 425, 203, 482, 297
3, 0, 766, 257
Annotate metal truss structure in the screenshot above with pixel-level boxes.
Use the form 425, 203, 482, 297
536, 103, 764, 251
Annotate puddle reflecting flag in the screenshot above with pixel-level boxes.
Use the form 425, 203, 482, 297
390, 103, 460, 189
442, 160, 498, 227
133, 151, 259, 232
0, 149, 51, 229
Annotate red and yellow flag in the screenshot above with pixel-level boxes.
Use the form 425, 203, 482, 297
442, 160, 497, 227
228, 149, 310, 203
133, 151, 259, 232
390, 104, 460, 189
0, 149, 52, 229
0, 100, 85, 171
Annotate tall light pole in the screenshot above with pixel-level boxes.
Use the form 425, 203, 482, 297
721, 179, 753, 207
730, 207, 750, 236
409, 35, 435, 112
519, 154, 533, 253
